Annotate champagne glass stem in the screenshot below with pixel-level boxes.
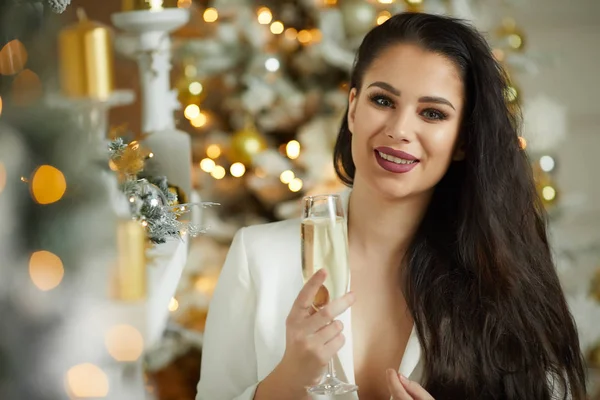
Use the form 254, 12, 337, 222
326, 359, 336, 380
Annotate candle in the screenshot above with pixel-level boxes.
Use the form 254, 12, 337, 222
111, 219, 147, 301
122, 0, 179, 12
58, 9, 114, 100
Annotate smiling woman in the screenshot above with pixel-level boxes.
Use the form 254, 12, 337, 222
197, 12, 587, 400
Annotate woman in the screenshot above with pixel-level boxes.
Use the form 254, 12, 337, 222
196, 12, 587, 400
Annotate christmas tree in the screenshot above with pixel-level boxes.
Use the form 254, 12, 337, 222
140, 0, 600, 398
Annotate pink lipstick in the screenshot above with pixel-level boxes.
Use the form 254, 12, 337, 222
374, 146, 419, 174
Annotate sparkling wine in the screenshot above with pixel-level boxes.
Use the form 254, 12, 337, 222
301, 216, 350, 302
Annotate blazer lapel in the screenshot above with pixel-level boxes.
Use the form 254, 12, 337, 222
335, 188, 360, 397
398, 326, 421, 379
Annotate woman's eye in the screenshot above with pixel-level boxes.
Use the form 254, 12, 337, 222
370, 95, 394, 108
422, 109, 446, 120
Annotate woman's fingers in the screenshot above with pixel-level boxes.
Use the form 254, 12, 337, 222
400, 375, 434, 400
304, 291, 355, 333
291, 269, 327, 315
387, 369, 412, 400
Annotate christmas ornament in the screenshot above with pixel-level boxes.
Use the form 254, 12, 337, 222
532, 164, 558, 209
109, 138, 214, 244
109, 138, 151, 180
495, 18, 526, 52
47, 0, 72, 14
176, 75, 207, 110
229, 121, 268, 165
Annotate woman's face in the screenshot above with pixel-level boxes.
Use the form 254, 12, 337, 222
348, 43, 465, 200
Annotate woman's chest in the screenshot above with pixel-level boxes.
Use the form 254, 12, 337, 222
350, 273, 413, 399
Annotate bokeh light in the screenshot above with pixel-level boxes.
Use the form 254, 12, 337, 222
29, 250, 64, 291
31, 165, 67, 205
105, 324, 144, 362
0, 40, 28, 75
65, 363, 109, 398
230, 162, 246, 178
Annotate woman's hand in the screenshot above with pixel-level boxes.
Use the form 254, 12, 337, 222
254, 269, 355, 400
387, 369, 434, 400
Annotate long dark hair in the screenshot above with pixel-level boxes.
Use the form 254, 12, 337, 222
334, 12, 586, 399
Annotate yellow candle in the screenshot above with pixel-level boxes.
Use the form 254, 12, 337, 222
58, 9, 114, 100
111, 219, 147, 301
122, 0, 179, 12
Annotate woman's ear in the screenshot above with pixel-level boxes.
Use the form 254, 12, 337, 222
347, 88, 358, 134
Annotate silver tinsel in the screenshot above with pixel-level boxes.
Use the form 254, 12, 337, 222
46, 0, 70, 13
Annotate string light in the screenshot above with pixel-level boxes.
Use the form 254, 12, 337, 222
105, 324, 144, 362
286, 140, 301, 159
200, 158, 216, 173
206, 144, 221, 159
310, 29, 323, 43
265, 57, 280, 72
30, 165, 67, 205
280, 170, 295, 184
29, 250, 64, 291
211, 165, 226, 180
257, 7, 272, 24
189, 81, 203, 95
203, 7, 218, 22
539, 155, 555, 172
289, 178, 303, 192
65, 364, 109, 398
492, 48, 506, 62
0, 39, 28, 75
0, 95, 3, 116
191, 112, 208, 127
195, 275, 217, 294
177, 0, 192, 8
377, 11, 392, 25
297, 30, 312, 44
284, 28, 298, 40
168, 297, 179, 312
230, 162, 246, 178
542, 186, 556, 201
185, 64, 197, 77
148, 152, 154, 158
518, 136, 527, 150
270, 21, 284, 34
184, 104, 200, 120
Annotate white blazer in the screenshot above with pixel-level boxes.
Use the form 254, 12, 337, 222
196, 191, 423, 400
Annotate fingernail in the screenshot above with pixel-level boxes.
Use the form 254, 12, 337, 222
399, 373, 409, 384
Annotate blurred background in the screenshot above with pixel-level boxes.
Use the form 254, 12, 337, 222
0, 0, 599, 399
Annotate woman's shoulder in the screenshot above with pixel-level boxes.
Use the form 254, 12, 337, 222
241, 218, 301, 248
237, 218, 302, 276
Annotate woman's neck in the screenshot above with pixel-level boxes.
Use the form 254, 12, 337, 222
347, 181, 431, 267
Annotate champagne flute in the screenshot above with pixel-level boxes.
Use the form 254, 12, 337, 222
301, 194, 358, 395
